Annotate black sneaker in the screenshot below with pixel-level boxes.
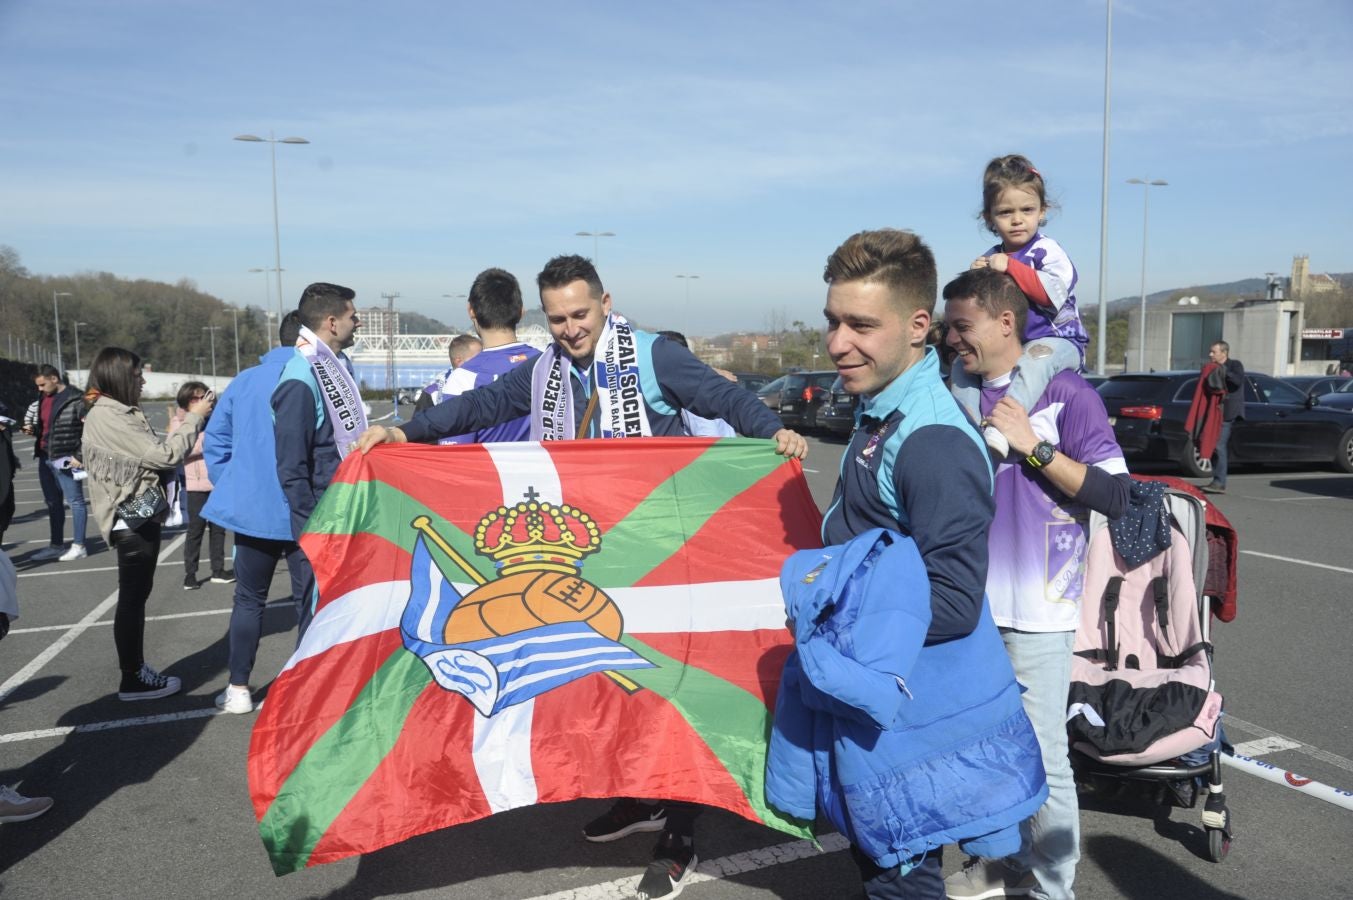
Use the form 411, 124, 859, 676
118, 664, 182, 701
183, 574, 200, 591
582, 799, 667, 843
635, 834, 697, 899
209, 569, 236, 584
1201, 483, 1226, 495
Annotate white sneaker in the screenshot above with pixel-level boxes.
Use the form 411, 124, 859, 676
215, 686, 254, 715
0, 785, 54, 823
982, 425, 1011, 457
944, 857, 1037, 899
58, 543, 88, 561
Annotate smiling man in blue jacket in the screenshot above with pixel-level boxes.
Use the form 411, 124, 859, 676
202, 312, 314, 715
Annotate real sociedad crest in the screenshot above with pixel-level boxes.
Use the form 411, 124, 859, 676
400, 491, 653, 716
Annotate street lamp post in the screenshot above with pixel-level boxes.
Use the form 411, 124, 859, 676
1127, 177, 1168, 371
235, 131, 309, 337
203, 326, 222, 392
1095, 0, 1114, 375
73, 322, 88, 386
248, 266, 286, 349
195, 356, 207, 376
575, 230, 615, 264
674, 274, 700, 331
229, 308, 242, 374
53, 291, 71, 373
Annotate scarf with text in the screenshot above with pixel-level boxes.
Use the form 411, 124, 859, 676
528, 313, 651, 440
297, 325, 367, 458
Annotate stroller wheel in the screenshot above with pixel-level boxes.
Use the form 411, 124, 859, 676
1207, 827, 1231, 862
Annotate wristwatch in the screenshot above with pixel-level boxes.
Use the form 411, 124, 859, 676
1025, 440, 1056, 469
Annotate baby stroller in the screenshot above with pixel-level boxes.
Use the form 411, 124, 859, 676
1066, 475, 1237, 862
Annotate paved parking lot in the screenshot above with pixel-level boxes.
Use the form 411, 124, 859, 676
2, 412, 1351, 899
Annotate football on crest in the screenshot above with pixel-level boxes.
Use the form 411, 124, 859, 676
441, 570, 623, 643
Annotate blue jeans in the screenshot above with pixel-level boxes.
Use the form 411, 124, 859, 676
1001, 629, 1078, 900
226, 533, 312, 686
951, 337, 1082, 422
38, 457, 88, 546
1211, 420, 1234, 487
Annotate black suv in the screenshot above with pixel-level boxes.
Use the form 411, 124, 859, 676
777, 370, 837, 430
820, 376, 859, 437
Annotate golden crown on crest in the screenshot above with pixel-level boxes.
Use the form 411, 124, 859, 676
473, 492, 603, 577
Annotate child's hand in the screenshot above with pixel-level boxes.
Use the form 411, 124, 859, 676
970, 256, 989, 270
987, 253, 1010, 273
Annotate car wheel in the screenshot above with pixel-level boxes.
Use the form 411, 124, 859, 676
1335, 429, 1353, 474
1180, 439, 1213, 479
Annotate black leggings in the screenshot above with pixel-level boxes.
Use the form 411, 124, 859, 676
111, 520, 161, 675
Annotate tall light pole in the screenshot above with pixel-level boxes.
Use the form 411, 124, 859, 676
234, 131, 309, 334
203, 326, 221, 392
52, 291, 71, 373
675, 274, 700, 332
1095, 0, 1114, 375
248, 266, 286, 349
382, 292, 401, 422
196, 356, 207, 376
1128, 177, 1168, 371
229, 307, 242, 373
575, 230, 615, 264
73, 322, 88, 386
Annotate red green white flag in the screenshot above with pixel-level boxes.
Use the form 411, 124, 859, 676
248, 437, 823, 874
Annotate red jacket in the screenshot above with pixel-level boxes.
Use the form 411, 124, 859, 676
1184, 363, 1225, 459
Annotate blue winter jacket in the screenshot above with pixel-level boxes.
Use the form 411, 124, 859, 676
766, 528, 1048, 870
201, 347, 297, 541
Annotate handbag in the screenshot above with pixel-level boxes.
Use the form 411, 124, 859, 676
115, 481, 169, 530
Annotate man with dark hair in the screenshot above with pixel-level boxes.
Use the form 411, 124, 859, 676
204, 312, 313, 714
356, 254, 804, 899
24, 364, 89, 561
414, 268, 540, 438
942, 267, 1130, 900
1202, 341, 1244, 494
273, 283, 364, 649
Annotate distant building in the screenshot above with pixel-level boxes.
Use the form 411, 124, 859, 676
1290, 255, 1340, 298
361, 306, 401, 336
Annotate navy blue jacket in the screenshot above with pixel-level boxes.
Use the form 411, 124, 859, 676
821, 348, 994, 643
272, 351, 343, 541
400, 330, 782, 443
201, 347, 299, 541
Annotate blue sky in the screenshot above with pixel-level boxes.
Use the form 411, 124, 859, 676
2, 0, 1349, 334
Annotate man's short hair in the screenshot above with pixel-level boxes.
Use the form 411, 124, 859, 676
537, 255, 604, 299
823, 229, 937, 315
448, 333, 482, 364
279, 310, 303, 347
1211, 340, 1230, 354
942, 269, 1028, 337
33, 364, 61, 381
656, 330, 689, 349
297, 282, 356, 331
468, 268, 524, 330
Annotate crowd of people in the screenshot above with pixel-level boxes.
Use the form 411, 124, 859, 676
3, 154, 1137, 900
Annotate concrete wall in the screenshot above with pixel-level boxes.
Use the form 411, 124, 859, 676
66, 369, 235, 400
1127, 300, 1304, 375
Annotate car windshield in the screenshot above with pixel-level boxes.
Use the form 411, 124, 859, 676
1099, 376, 1172, 402
1339, 380, 1353, 394
757, 376, 786, 396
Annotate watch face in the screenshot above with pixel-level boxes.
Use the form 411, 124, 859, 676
1034, 442, 1056, 465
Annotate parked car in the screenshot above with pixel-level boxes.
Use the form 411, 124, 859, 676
820, 376, 859, 437
757, 375, 787, 410
1315, 378, 1353, 411
1097, 371, 1353, 476
777, 370, 838, 430
1281, 375, 1350, 399
733, 372, 774, 393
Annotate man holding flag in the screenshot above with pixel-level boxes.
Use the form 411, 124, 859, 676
356, 253, 805, 898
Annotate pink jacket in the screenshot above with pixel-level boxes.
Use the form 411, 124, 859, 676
169, 408, 213, 492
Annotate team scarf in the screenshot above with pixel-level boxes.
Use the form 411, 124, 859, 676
528, 313, 651, 440
296, 325, 368, 458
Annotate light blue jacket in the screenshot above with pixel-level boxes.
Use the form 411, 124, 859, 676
201, 347, 296, 541
766, 528, 1048, 870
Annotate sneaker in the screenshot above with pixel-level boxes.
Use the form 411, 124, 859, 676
183, 574, 200, 591
0, 785, 54, 823
209, 569, 236, 584
31, 545, 63, 561
57, 543, 87, 561
1201, 482, 1226, 494
583, 799, 667, 843
215, 685, 254, 715
117, 664, 182, 701
982, 425, 1010, 457
635, 834, 697, 899
944, 857, 1037, 899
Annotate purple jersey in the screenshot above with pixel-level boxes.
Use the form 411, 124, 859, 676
985, 233, 1088, 358
980, 369, 1127, 632
438, 342, 540, 444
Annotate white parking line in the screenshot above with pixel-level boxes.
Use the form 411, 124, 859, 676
1240, 550, 1353, 575
8, 601, 293, 634
1224, 714, 1353, 773
0, 707, 226, 744
522, 833, 851, 900
0, 533, 186, 706
18, 560, 181, 579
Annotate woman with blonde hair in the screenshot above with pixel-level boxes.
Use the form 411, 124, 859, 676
82, 348, 213, 700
